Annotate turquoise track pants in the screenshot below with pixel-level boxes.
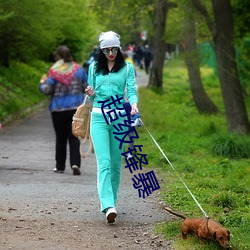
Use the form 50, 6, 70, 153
90, 111, 126, 212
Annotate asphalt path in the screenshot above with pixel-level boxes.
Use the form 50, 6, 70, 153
0, 69, 171, 249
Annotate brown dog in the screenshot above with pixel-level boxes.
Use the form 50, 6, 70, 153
162, 207, 231, 249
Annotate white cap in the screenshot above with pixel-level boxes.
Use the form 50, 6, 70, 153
99, 31, 121, 49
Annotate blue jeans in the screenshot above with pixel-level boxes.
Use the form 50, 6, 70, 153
90, 111, 127, 212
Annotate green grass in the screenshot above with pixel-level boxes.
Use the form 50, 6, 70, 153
0, 60, 50, 123
136, 59, 250, 250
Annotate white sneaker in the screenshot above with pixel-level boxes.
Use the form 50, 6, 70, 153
53, 168, 64, 173
105, 207, 117, 223
72, 165, 81, 175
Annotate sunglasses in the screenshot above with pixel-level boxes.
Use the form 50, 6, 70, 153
102, 47, 119, 55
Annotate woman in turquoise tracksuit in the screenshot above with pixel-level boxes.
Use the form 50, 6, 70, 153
86, 31, 138, 223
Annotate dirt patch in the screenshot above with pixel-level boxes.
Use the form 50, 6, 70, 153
0, 215, 173, 250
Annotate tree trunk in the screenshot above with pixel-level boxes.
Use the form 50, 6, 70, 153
184, 4, 218, 114
212, 0, 250, 134
147, 0, 169, 89
191, 0, 250, 134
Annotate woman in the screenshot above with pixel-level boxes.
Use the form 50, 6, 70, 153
39, 45, 88, 175
86, 31, 138, 223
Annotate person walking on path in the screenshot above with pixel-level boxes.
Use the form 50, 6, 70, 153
85, 31, 138, 223
143, 44, 153, 75
39, 45, 88, 176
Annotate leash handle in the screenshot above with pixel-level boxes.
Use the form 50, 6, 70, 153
139, 118, 209, 218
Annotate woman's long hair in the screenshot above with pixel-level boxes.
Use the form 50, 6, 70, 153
95, 48, 126, 75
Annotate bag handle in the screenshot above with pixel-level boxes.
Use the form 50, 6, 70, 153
79, 111, 94, 158
79, 95, 94, 158
79, 137, 94, 158
83, 94, 88, 105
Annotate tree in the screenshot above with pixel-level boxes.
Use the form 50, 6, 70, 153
0, 0, 98, 66
148, 0, 177, 89
191, 0, 250, 134
91, 0, 156, 48
184, 1, 218, 114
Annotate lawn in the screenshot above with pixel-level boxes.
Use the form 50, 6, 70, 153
136, 58, 250, 250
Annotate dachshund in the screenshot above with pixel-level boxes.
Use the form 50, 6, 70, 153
162, 206, 231, 249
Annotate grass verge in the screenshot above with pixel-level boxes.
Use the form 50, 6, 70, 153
0, 60, 50, 125
136, 58, 250, 250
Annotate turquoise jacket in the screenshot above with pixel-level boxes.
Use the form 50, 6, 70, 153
87, 62, 138, 109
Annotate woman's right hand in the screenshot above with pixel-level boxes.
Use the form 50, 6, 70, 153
85, 86, 95, 97
131, 103, 138, 116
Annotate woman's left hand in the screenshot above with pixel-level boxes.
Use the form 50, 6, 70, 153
131, 103, 138, 115
85, 86, 96, 97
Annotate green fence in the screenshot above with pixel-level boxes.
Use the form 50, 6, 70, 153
198, 39, 250, 95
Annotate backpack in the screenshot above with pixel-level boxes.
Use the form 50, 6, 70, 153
72, 95, 93, 158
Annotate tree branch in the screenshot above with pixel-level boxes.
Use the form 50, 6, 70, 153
190, 0, 216, 37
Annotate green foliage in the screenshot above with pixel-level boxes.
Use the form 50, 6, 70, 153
164, 0, 213, 45
236, 37, 250, 95
138, 58, 250, 249
0, 60, 49, 122
210, 134, 250, 159
232, 0, 250, 39
92, 0, 156, 45
165, 3, 184, 44
0, 0, 100, 66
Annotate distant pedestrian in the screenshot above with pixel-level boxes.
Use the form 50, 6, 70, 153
86, 46, 99, 71
143, 44, 152, 74
134, 45, 144, 69
39, 45, 88, 175
85, 31, 138, 223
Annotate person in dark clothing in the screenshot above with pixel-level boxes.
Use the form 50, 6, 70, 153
134, 45, 144, 69
143, 44, 152, 74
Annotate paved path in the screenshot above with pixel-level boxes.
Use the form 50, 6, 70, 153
135, 68, 149, 88
0, 70, 172, 249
